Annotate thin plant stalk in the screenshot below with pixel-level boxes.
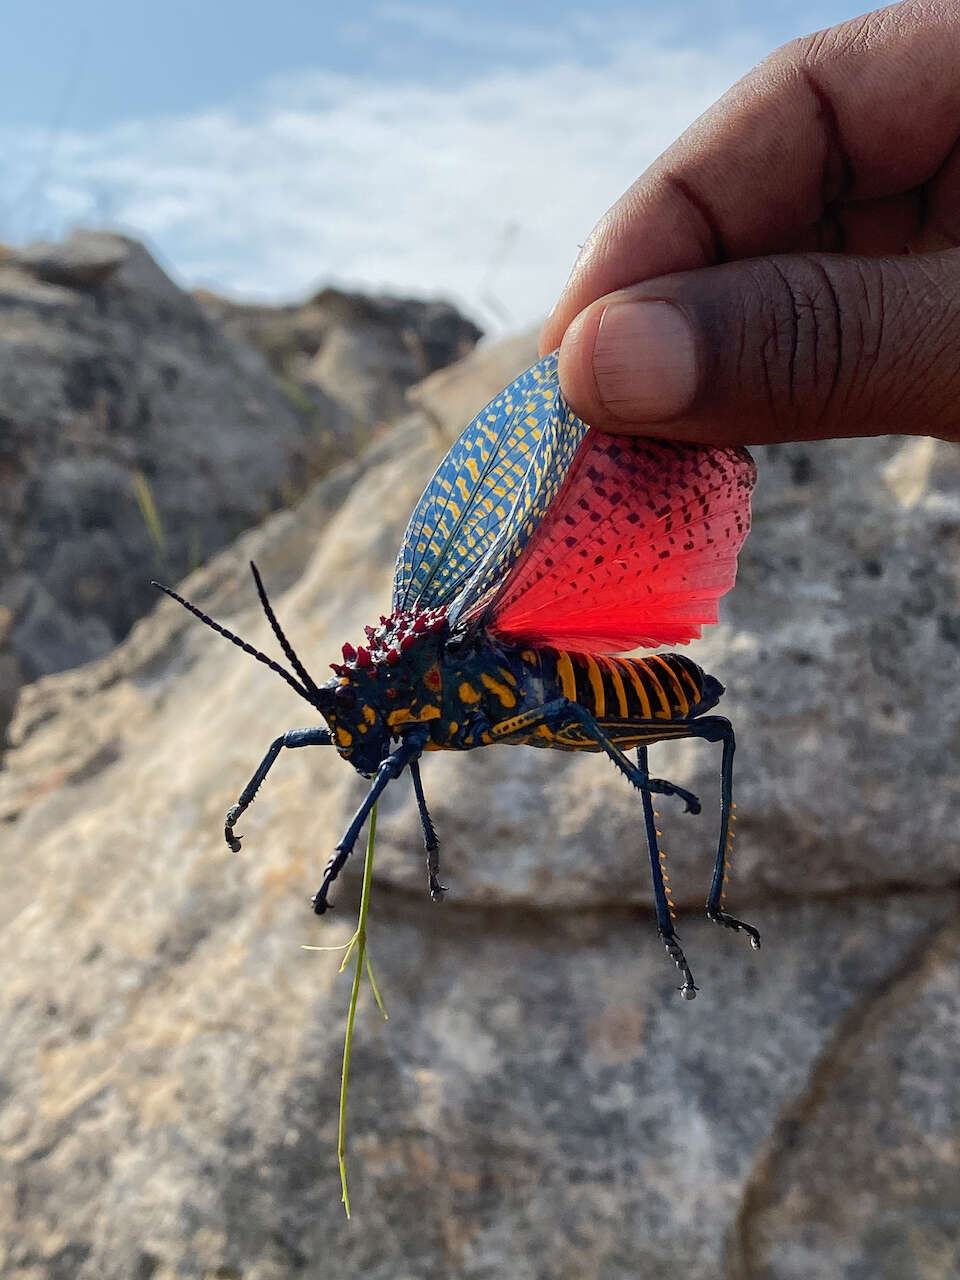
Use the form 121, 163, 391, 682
336, 800, 387, 1217
131, 468, 168, 571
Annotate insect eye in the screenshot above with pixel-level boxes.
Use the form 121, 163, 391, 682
334, 685, 356, 709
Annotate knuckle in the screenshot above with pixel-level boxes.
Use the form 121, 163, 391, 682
738, 256, 852, 433
687, 249, 960, 438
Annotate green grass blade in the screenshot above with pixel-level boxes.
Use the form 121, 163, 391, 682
131, 468, 167, 569
337, 800, 381, 1218
365, 954, 389, 1020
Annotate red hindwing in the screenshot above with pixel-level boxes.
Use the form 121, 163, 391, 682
477, 432, 755, 652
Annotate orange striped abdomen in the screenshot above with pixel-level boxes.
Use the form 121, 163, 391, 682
540, 648, 719, 723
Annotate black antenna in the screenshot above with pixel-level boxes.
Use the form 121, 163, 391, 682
248, 561, 320, 696
151, 580, 313, 702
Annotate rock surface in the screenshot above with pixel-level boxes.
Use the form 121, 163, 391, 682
196, 285, 481, 445
0, 232, 480, 748
1, 333, 959, 1278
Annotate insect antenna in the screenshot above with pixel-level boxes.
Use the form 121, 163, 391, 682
248, 561, 320, 696
151, 580, 314, 702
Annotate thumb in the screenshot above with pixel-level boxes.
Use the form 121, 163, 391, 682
556, 251, 960, 444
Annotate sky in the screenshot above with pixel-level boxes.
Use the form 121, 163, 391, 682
1, 0, 867, 333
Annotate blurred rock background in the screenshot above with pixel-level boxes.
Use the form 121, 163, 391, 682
0, 231, 479, 748
1, 231, 959, 1280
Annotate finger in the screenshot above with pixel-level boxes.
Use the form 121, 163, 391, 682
556, 249, 960, 444
541, 0, 960, 354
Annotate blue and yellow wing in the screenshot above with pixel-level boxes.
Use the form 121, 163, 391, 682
392, 352, 587, 618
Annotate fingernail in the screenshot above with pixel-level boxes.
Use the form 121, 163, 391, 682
592, 300, 697, 421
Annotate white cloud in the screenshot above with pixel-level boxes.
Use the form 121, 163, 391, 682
0, 23, 764, 333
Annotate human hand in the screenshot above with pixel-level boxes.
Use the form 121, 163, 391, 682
541, 0, 960, 444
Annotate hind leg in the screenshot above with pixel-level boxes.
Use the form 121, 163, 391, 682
685, 717, 761, 950
410, 759, 445, 901
636, 747, 698, 998
491, 700, 699, 995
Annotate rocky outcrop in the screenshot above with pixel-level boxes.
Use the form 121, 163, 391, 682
0, 232, 481, 747
1, 333, 958, 1278
196, 285, 481, 442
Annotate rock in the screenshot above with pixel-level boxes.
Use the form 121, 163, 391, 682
0, 235, 481, 750
407, 333, 544, 442
12, 229, 131, 288
197, 285, 482, 444
0, 234, 320, 750
1, 333, 959, 1277
729, 913, 960, 1280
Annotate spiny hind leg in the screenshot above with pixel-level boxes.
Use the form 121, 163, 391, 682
573, 706, 758, 958
686, 717, 761, 950
636, 747, 698, 999
410, 759, 445, 901
491, 700, 698, 995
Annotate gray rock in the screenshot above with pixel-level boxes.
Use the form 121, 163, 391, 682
1, 333, 959, 1277
729, 913, 960, 1280
196, 285, 482, 444
0, 234, 317, 718
12, 229, 131, 288
407, 335, 553, 444
0, 235, 481, 749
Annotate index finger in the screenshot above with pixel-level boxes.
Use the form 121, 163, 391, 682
541, 0, 960, 353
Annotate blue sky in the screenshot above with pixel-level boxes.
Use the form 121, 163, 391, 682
1, 1, 865, 331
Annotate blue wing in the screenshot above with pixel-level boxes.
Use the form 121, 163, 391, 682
392, 352, 588, 619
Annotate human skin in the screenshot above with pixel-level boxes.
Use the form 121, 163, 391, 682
540, 0, 960, 444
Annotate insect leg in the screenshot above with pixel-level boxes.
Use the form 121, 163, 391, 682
492, 700, 699, 994
636, 746, 698, 999
312, 738, 423, 914
686, 717, 761, 951
640, 768, 701, 814
224, 727, 332, 852
495, 702, 759, 963
560, 707, 701, 995
409, 759, 445, 902
489, 700, 696, 809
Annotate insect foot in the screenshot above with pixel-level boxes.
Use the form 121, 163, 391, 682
648, 776, 702, 814
428, 874, 447, 902
312, 857, 343, 914
706, 907, 762, 950
224, 806, 243, 852
660, 930, 698, 1000
313, 833, 365, 915
672, 786, 701, 815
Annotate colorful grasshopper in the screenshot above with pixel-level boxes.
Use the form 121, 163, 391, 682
156, 351, 759, 997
